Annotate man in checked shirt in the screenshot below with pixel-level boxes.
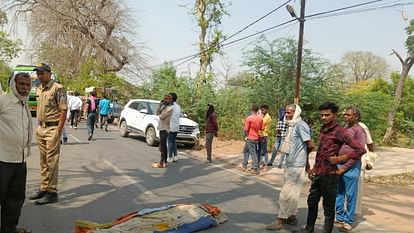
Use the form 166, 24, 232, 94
293, 102, 366, 233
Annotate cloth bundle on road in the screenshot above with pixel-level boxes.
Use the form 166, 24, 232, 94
74, 203, 227, 233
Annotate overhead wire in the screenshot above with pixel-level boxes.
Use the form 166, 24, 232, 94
147, 0, 292, 70
306, 1, 414, 20
151, 0, 413, 71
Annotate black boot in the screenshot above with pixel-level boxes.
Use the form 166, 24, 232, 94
29, 190, 47, 200
34, 192, 58, 205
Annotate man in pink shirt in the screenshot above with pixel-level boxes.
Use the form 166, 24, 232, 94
239, 104, 263, 175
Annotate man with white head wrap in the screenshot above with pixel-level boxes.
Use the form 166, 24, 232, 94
0, 72, 33, 233
266, 104, 314, 231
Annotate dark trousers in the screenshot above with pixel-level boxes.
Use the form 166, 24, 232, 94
70, 110, 79, 127
87, 113, 96, 135
159, 130, 169, 165
257, 136, 268, 165
0, 162, 27, 233
100, 114, 108, 130
205, 132, 214, 161
306, 174, 339, 233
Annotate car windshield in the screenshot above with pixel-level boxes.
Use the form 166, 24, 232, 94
149, 102, 187, 117
149, 103, 159, 114
32, 79, 41, 88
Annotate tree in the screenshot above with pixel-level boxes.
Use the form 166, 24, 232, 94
0, 9, 21, 91
243, 37, 333, 110
189, 0, 229, 94
383, 19, 414, 143
341, 81, 393, 142
0, 10, 21, 63
3, 0, 146, 79
341, 51, 388, 83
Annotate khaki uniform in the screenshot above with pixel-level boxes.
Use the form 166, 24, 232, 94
36, 80, 67, 193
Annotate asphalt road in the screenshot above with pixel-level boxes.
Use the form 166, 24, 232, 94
19, 119, 397, 233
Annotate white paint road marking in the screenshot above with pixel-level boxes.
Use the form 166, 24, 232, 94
102, 159, 159, 200
178, 152, 281, 192
69, 132, 159, 200
68, 133, 81, 143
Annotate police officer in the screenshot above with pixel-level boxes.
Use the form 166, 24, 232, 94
29, 63, 68, 205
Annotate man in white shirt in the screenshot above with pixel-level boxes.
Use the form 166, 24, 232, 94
168, 92, 181, 162
68, 91, 83, 129
0, 72, 33, 233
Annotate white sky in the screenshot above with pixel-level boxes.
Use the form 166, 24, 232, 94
9, 0, 414, 78
126, 0, 414, 76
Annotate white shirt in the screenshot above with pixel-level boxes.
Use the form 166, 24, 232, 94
0, 94, 30, 163
68, 95, 83, 110
359, 122, 373, 144
170, 102, 181, 132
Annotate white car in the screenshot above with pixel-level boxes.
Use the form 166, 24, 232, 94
119, 99, 200, 147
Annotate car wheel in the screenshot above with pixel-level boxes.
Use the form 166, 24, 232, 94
119, 120, 129, 137
145, 126, 157, 146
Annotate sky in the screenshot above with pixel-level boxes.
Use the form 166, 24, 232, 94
124, 0, 414, 77
9, 0, 414, 79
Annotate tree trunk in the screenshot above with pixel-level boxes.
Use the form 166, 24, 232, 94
195, 0, 208, 95
383, 51, 414, 143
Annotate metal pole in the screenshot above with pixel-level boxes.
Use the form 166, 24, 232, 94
294, 0, 306, 105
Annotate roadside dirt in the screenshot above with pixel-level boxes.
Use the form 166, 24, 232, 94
192, 138, 414, 233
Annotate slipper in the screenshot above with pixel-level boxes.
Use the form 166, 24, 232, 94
152, 163, 166, 168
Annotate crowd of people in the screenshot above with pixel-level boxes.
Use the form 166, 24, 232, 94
234, 102, 374, 233
0, 63, 376, 233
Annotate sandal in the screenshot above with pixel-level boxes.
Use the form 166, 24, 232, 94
15, 228, 32, 233
237, 165, 246, 172
152, 163, 166, 168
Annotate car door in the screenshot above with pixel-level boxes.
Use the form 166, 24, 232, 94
125, 101, 140, 130
135, 101, 150, 131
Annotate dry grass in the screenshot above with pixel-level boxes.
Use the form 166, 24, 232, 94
368, 171, 414, 186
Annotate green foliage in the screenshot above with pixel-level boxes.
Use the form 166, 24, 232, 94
0, 62, 11, 91
340, 90, 393, 144
214, 88, 250, 139
58, 61, 142, 104
243, 37, 334, 110
0, 11, 21, 63
405, 19, 414, 56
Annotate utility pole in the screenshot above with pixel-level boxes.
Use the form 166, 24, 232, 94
294, 0, 306, 104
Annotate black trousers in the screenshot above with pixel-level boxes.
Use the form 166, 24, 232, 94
159, 130, 169, 165
70, 110, 79, 127
0, 162, 27, 233
306, 174, 339, 233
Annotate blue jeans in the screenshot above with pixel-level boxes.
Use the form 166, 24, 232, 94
242, 140, 259, 170
168, 132, 178, 158
269, 137, 285, 165
336, 164, 361, 225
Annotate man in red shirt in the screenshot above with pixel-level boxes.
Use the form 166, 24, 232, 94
239, 105, 263, 175
294, 102, 366, 233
